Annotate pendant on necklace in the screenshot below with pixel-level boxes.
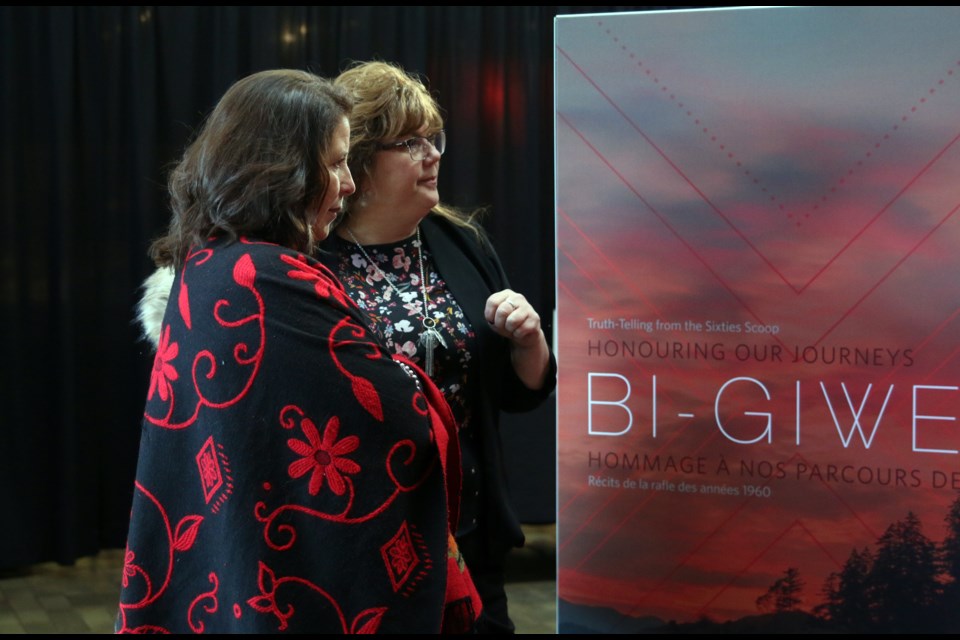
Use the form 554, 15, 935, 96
419, 317, 447, 377
347, 225, 447, 377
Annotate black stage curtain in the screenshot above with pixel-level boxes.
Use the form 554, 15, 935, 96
0, 6, 668, 569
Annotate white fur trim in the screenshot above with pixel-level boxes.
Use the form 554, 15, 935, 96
136, 266, 175, 350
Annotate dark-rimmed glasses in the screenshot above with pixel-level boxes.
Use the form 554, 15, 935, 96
376, 130, 446, 162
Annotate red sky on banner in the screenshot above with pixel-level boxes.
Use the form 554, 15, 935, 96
555, 6, 960, 624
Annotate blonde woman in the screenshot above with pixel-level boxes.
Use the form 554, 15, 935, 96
321, 61, 556, 634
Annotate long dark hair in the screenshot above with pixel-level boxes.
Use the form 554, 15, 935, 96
150, 69, 352, 267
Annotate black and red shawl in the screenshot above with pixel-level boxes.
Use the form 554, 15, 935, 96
116, 237, 479, 633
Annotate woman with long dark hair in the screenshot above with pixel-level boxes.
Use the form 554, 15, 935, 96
119, 69, 480, 634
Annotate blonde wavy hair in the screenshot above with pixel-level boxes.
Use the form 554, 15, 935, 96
334, 60, 481, 233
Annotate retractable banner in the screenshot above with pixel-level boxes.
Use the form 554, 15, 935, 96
555, 6, 960, 633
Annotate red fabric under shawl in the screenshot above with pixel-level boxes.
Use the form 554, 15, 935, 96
117, 237, 480, 634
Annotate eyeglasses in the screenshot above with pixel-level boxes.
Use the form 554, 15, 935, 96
376, 130, 446, 162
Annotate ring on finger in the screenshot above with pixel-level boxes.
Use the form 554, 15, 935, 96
506, 299, 518, 310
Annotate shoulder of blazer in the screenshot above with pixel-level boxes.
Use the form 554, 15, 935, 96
420, 213, 508, 291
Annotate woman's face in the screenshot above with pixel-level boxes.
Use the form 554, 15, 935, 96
313, 116, 356, 241
361, 128, 442, 222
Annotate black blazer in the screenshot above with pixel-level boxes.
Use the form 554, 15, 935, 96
420, 214, 557, 557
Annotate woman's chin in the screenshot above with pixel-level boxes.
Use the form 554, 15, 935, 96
312, 211, 341, 242
420, 191, 440, 212
310, 221, 331, 244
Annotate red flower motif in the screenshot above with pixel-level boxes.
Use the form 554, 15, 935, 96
122, 548, 137, 588
281, 254, 353, 308
148, 325, 179, 401
287, 416, 360, 496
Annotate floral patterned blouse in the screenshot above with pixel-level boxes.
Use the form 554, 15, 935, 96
324, 231, 484, 534
324, 232, 477, 431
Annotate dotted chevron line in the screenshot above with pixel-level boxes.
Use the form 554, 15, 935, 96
595, 20, 958, 228
594, 20, 784, 219
813, 61, 960, 220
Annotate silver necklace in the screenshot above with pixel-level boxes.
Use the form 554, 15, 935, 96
345, 226, 447, 376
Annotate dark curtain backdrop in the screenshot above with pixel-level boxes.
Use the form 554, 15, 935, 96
0, 5, 664, 570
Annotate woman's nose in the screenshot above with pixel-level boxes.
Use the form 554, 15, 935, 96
423, 143, 441, 164
340, 166, 356, 196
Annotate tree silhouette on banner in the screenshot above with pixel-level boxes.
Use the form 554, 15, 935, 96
817, 498, 960, 633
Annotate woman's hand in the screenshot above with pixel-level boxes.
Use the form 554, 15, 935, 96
485, 289, 551, 390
